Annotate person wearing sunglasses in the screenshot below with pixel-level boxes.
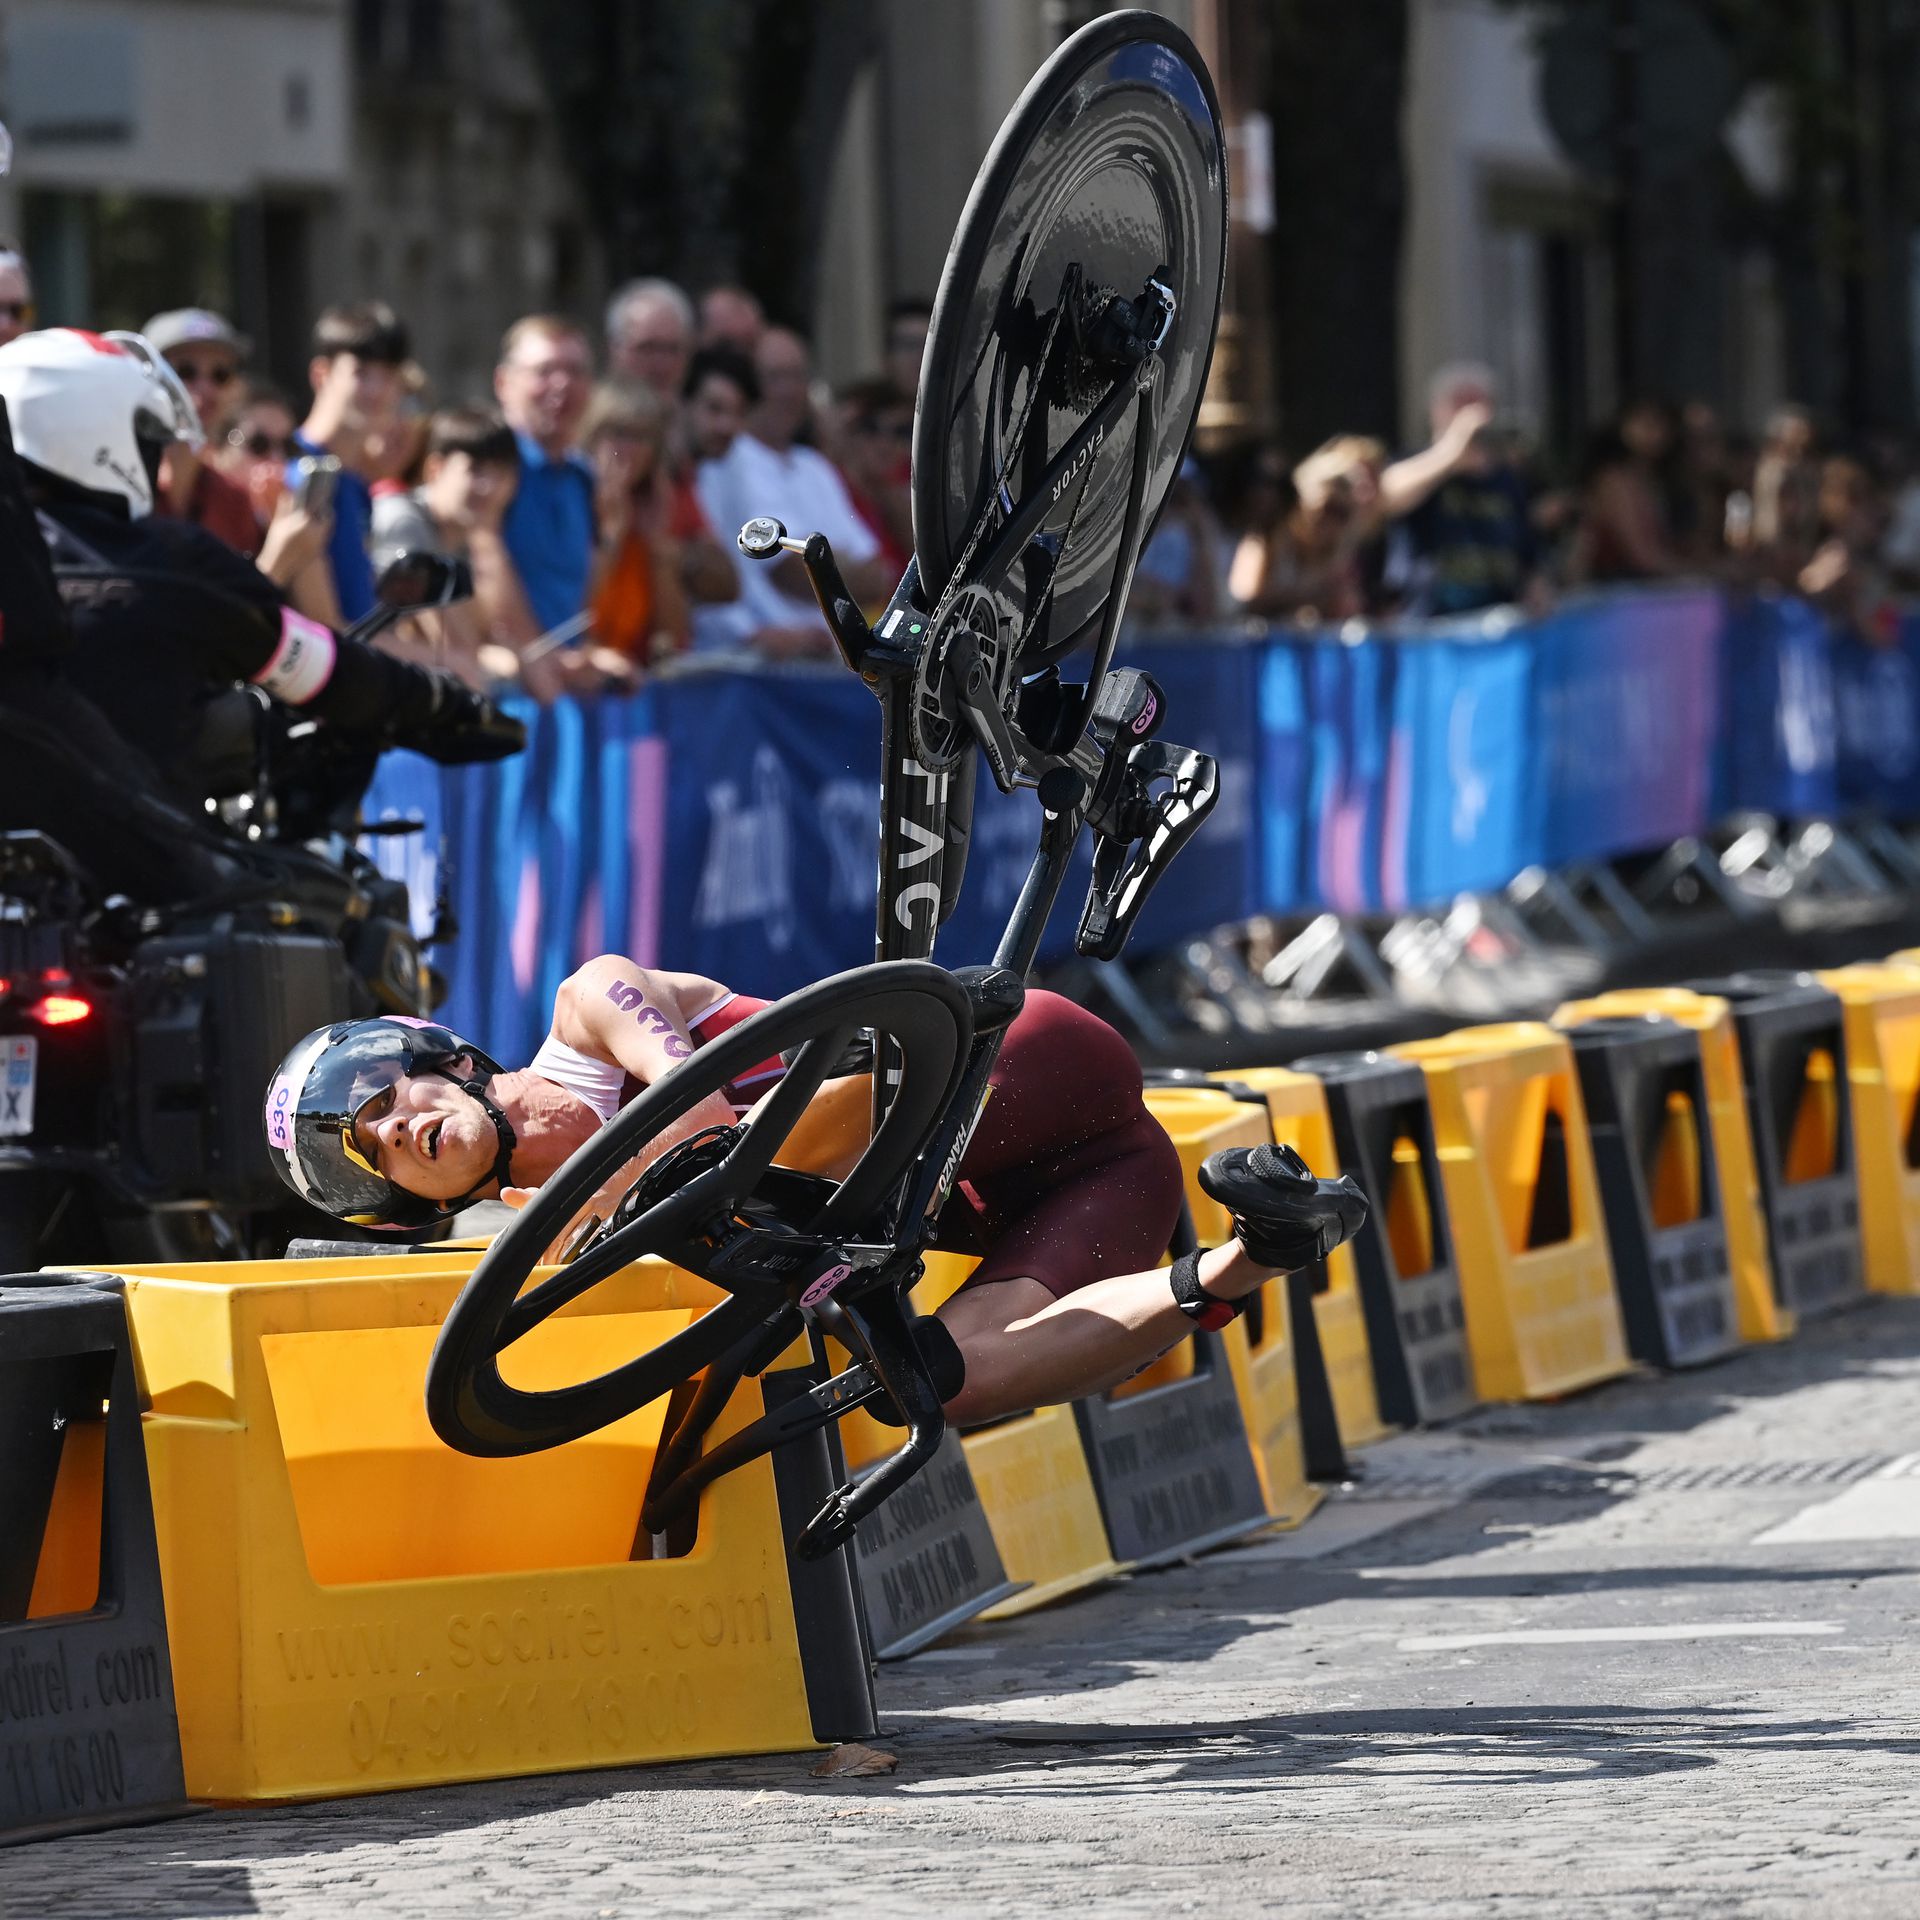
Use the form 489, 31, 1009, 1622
216, 381, 299, 522
143, 308, 264, 560
0, 242, 34, 349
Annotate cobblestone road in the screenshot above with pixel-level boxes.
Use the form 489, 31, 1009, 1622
9, 1301, 1920, 1919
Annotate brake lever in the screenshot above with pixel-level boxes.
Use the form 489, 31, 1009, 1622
794, 1285, 948, 1561
1075, 738, 1220, 961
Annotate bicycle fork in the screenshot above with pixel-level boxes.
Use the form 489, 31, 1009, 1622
638, 1283, 954, 1562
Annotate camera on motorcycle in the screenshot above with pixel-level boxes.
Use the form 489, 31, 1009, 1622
374, 550, 472, 613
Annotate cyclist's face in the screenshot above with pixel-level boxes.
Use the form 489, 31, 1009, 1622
353, 1065, 495, 1201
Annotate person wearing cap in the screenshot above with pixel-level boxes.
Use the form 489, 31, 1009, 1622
144, 307, 262, 557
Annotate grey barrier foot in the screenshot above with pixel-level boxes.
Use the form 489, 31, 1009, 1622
0, 1274, 191, 1846
1569, 1018, 1744, 1369
852, 1428, 1026, 1660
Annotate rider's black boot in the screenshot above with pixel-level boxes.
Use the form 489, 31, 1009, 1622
1197, 1143, 1368, 1272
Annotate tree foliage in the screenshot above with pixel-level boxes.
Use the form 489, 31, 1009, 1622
1265, 0, 1411, 448
506, 0, 875, 325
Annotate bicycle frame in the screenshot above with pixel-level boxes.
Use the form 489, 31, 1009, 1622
637, 316, 1178, 1557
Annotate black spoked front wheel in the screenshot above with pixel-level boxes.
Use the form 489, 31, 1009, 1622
426, 962, 974, 1457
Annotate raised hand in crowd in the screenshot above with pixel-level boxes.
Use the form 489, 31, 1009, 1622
256, 487, 336, 592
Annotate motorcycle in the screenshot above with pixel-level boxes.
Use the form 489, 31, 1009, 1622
0, 551, 516, 1267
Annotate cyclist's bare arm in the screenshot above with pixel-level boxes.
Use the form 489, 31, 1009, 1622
568, 956, 872, 1180
508, 957, 744, 1256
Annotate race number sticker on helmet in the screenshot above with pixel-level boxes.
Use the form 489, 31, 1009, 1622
262, 1027, 337, 1200
251, 607, 339, 705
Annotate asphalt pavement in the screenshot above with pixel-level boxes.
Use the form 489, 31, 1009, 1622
8, 1299, 1920, 1920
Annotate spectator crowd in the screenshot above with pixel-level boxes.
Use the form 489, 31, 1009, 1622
1187, 366, 1920, 645
7, 222, 1918, 698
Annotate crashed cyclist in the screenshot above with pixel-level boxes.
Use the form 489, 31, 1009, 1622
265, 958, 1366, 1425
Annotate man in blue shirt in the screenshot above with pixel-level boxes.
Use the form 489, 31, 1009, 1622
288, 303, 412, 625
493, 315, 597, 636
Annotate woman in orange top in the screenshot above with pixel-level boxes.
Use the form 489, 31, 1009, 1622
583, 382, 692, 668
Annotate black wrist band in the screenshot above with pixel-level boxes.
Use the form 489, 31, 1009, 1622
1169, 1247, 1243, 1331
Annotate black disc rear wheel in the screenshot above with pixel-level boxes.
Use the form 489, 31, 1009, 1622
426, 963, 973, 1457
911, 9, 1227, 655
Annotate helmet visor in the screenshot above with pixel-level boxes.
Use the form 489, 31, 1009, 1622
104, 330, 206, 451
280, 1024, 419, 1220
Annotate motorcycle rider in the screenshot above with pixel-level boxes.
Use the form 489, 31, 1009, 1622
0, 387, 259, 903
0, 327, 521, 841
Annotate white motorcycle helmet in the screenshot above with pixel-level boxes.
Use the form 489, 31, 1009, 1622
0, 327, 202, 517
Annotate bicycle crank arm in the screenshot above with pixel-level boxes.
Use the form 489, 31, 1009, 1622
738, 517, 893, 676
945, 624, 1032, 792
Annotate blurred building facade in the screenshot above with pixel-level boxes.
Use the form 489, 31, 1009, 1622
0, 0, 602, 403
0, 0, 1862, 455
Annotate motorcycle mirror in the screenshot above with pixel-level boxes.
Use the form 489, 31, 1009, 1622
374, 550, 472, 611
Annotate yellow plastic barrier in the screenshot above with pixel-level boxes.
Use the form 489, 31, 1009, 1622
110, 1253, 860, 1801
830, 1256, 1123, 1619
1219, 1299, 1323, 1530
1221, 1068, 1395, 1451
1817, 965, 1920, 1295
1391, 1023, 1631, 1401
1554, 989, 1792, 1342
1140, 1085, 1321, 1524
1142, 1086, 1272, 1246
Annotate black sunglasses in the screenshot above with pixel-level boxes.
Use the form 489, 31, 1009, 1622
229, 426, 291, 459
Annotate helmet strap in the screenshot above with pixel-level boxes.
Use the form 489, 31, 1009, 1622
431, 1067, 518, 1212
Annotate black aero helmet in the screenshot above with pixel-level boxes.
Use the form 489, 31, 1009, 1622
263, 1016, 515, 1229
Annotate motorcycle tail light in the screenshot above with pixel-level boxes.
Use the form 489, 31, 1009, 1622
28, 993, 92, 1026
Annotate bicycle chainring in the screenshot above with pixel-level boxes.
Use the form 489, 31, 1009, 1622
577, 1123, 743, 1256
908, 582, 1018, 773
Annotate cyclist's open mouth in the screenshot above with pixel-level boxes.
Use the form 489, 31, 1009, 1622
423, 1119, 443, 1162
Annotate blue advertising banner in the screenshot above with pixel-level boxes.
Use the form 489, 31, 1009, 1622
648, 667, 878, 1000
1381, 623, 1535, 905
1718, 594, 1840, 820
1254, 638, 1312, 915
1531, 588, 1722, 867
359, 588, 1898, 1056
1832, 612, 1920, 819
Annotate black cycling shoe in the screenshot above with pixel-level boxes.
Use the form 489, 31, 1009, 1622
1197, 1143, 1369, 1271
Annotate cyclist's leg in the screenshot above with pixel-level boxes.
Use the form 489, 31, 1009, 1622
929, 994, 1275, 1423
936, 1239, 1275, 1425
